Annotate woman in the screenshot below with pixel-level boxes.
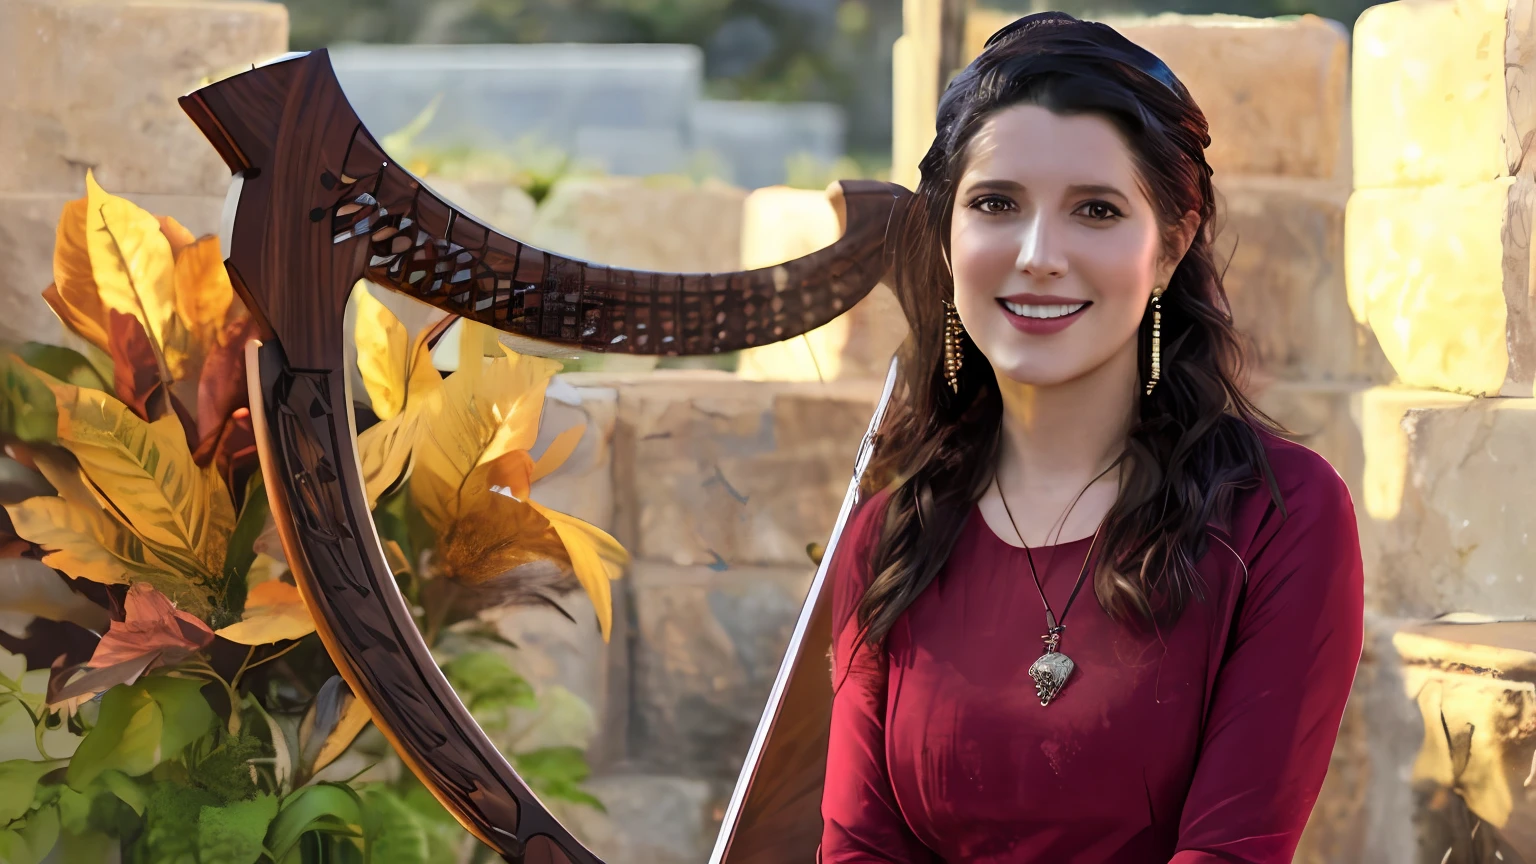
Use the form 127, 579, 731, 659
819, 12, 1364, 863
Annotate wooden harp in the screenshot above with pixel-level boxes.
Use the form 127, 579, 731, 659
180, 51, 910, 863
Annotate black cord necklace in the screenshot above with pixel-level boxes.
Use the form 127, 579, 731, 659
995, 459, 1119, 706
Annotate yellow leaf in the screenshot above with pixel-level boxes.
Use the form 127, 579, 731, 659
311, 695, 372, 775
42, 376, 235, 607
84, 171, 176, 369
433, 476, 568, 583
158, 216, 197, 258
354, 285, 410, 420
5, 496, 130, 586
215, 580, 315, 645
411, 347, 560, 529
356, 409, 418, 510
531, 424, 585, 484
454, 318, 502, 389
172, 236, 234, 351
531, 501, 626, 641
51, 197, 111, 352
6, 451, 183, 598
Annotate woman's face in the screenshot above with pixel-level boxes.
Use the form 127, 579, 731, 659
948, 103, 1190, 389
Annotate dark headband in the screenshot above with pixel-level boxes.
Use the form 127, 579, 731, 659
983, 12, 1183, 96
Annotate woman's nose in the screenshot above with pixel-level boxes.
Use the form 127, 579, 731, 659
1015, 214, 1068, 279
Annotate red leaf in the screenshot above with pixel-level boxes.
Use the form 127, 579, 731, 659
88, 582, 213, 669
107, 310, 165, 422
194, 314, 257, 452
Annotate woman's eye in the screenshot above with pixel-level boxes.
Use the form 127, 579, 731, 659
971, 195, 1014, 214
1078, 201, 1121, 221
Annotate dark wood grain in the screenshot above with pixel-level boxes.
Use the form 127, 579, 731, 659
182, 51, 911, 863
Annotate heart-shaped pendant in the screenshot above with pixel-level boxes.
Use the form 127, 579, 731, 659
1028, 650, 1075, 706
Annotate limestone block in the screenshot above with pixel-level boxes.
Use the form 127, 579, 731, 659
735, 186, 908, 382
966, 12, 1350, 181
1392, 620, 1536, 856
1352, 0, 1536, 189
576, 370, 879, 567
1362, 391, 1536, 619
627, 561, 814, 782
1344, 177, 1536, 396
0, 191, 224, 346
1251, 381, 1368, 503
1217, 178, 1392, 383
528, 176, 746, 273
549, 773, 714, 864
1295, 614, 1420, 864
0, 0, 289, 197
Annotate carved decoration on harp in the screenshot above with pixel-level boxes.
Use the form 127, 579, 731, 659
180, 50, 911, 863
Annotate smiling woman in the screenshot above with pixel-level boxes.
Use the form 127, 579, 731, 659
821, 12, 1365, 863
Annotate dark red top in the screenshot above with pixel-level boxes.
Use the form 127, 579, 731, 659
820, 433, 1364, 863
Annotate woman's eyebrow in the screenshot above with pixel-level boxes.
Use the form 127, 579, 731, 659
960, 178, 1130, 202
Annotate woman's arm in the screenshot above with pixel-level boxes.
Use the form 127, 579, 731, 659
1171, 459, 1366, 863
819, 496, 937, 863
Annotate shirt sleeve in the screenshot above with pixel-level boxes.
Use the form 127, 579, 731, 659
819, 494, 938, 863
1171, 456, 1366, 863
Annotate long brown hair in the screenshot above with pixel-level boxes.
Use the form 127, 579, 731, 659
856, 12, 1284, 649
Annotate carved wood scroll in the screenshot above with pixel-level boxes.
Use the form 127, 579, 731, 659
179, 50, 911, 863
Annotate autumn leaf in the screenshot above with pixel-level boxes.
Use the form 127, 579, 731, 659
6, 450, 182, 601
51, 197, 110, 353
159, 216, 197, 258
531, 424, 585, 483
299, 677, 372, 777
353, 285, 441, 508
193, 314, 257, 455
32, 375, 236, 617
48, 582, 214, 707
411, 346, 561, 531
83, 171, 176, 380
108, 310, 167, 422
530, 501, 624, 639
213, 580, 314, 645
173, 236, 235, 355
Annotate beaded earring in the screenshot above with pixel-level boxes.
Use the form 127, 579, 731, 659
1144, 286, 1164, 396
943, 300, 964, 393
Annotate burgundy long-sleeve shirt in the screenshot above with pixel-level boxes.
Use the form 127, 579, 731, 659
820, 431, 1364, 863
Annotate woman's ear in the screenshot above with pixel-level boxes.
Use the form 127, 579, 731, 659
1159, 209, 1201, 282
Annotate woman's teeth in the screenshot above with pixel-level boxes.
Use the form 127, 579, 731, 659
1001, 300, 1087, 319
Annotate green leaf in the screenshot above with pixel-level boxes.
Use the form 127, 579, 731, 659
360, 787, 429, 864
198, 791, 277, 864
0, 759, 64, 822
217, 473, 269, 627
510, 746, 602, 809
0, 355, 57, 443
0, 802, 59, 864
441, 651, 535, 714
66, 677, 214, 789
16, 343, 109, 391
266, 782, 363, 861
66, 684, 158, 789
141, 676, 215, 764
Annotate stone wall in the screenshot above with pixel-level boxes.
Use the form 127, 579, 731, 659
0, 0, 289, 346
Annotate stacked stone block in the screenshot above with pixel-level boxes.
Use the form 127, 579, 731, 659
0, 0, 288, 345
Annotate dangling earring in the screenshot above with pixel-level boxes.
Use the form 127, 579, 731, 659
943, 300, 964, 393
1144, 286, 1164, 396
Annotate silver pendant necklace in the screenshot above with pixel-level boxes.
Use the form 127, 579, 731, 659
995, 461, 1116, 706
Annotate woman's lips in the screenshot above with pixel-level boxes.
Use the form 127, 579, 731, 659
997, 298, 1090, 335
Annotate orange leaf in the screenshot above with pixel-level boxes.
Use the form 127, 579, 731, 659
159, 217, 197, 259
89, 582, 214, 669
173, 236, 235, 349
42, 284, 108, 353
214, 580, 316, 645
194, 314, 256, 448
51, 197, 110, 352
531, 424, 585, 484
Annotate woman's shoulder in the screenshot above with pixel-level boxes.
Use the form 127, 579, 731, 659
1226, 425, 1358, 556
